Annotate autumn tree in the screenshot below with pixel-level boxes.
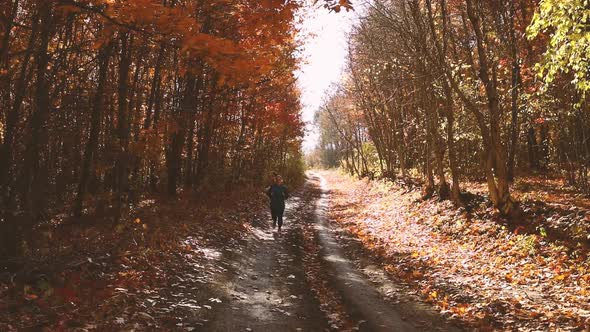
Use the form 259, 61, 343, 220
527, 0, 590, 97
315, 0, 590, 216
0, 0, 305, 257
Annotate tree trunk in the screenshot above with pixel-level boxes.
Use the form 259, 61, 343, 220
20, 3, 53, 218
115, 33, 132, 219
166, 74, 196, 196
431, 112, 450, 199
74, 43, 112, 218
196, 76, 218, 184
0, 10, 38, 204
465, 0, 518, 217
423, 109, 436, 199
425, 0, 461, 203
445, 104, 462, 203
423, 139, 435, 199
144, 45, 165, 130
185, 118, 196, 187
507, 1, 521, 181
0, 0, 18, 137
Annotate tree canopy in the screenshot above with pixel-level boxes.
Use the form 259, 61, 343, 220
0, 0, 306, 256
527, 0, 590, 97
312, 0, 590, 217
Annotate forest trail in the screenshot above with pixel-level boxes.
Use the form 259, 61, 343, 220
204, 188, 328, 331
205, 173, 459, 331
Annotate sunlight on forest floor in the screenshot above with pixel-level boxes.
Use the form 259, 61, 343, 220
0, 188, 268, 331
320, 169, 590, 331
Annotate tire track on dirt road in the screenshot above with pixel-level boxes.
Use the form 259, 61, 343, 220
204, 186, 329, 332
205, 173, 462, 331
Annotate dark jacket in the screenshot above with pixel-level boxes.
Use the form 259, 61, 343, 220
266, 184, 289, 211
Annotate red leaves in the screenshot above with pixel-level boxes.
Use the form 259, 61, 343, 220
534, 117, 546, 124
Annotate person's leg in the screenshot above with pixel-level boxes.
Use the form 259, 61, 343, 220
271, 209, 277, 228
277, 209, 284, 230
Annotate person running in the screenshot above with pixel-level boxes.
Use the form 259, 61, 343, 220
266, 174, 289, 231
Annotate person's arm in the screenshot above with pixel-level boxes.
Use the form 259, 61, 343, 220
266, 186, 272, 198
283, 187, 289, 200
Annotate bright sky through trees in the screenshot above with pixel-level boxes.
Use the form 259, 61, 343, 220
297, 6, 358, 152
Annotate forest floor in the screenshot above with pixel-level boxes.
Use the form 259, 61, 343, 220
4, 170, 587, 331
0, 173, 464, 331
204, 172, 461, 332
319, 169, 590, 331
0, 187, 269, 331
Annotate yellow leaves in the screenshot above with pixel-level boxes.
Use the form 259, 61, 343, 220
428, 290, 438, 301
505, 273, 514, 283
452, 303, 470, 315
132, 217, 147, 230
554, 273, 568, 282
115, 223, 126, 234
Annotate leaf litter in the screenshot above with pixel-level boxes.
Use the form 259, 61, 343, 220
0, 188, 269, 331
320, 170, 590, 331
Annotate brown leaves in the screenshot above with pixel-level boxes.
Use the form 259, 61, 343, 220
321, 170, 590, 330
55, 4, 83, 15
316, 0, 354, 12
0, 184, 270, 330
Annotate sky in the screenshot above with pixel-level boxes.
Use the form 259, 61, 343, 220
296, 5, 360, 153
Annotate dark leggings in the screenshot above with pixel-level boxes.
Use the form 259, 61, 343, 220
271, 208, 284, 227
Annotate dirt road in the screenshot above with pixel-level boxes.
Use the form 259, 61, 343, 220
205, 173, 461, 331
